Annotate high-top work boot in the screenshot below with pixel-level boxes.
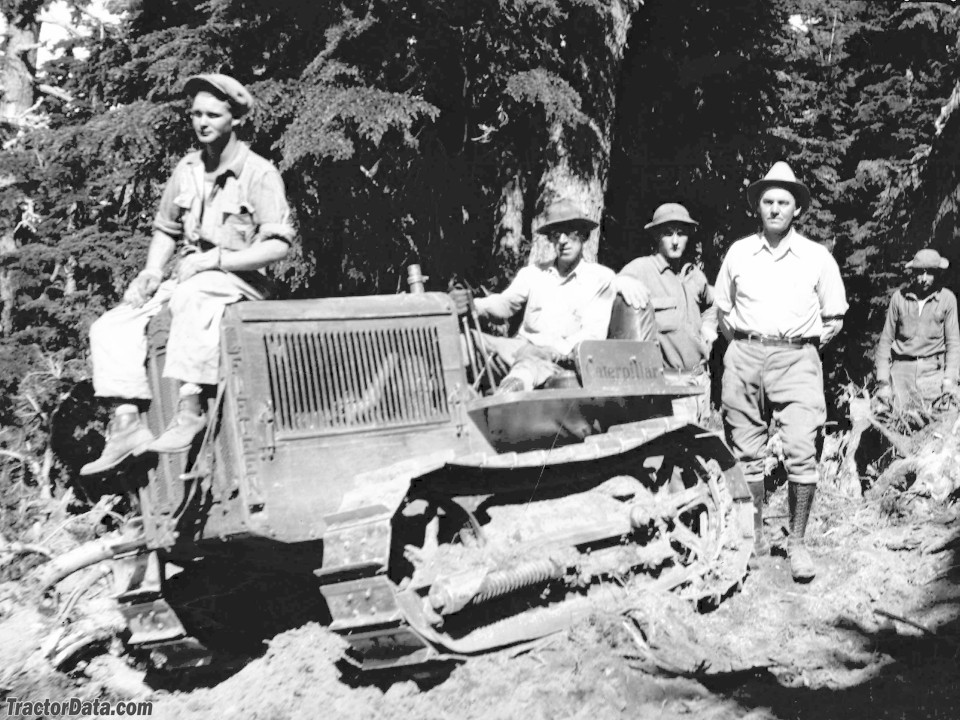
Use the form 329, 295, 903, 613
788, 482, 817, 582
144, 394, 206, 454
80, 405, 155, 476
747, 479, 768, 568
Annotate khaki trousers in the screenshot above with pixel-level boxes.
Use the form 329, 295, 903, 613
664, 364, 711, 425
90, 271, 262, 399
721, 340, 824, 485
890, 355, 945, 409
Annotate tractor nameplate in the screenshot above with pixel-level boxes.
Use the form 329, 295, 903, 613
577, 340, 664, 389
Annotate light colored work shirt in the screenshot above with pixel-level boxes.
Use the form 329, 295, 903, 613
875, 287, 960, 384
619, 254, 716, 371
475, 260, 616, 356
714, 229, 848, 340
153, 142, 295, 250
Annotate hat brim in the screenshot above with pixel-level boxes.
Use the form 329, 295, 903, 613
644, 218, 699, 231
906, 259, 949, 270
184, 76, 250, 116
535, 216, 599, 235
746, 179, 811, 210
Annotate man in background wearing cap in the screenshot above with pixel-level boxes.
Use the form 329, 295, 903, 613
875, 248, 959, 410
618, 203, 717, 423
81, 73, 294, 475
449, 199, 615, 393
714, 161, 848, 583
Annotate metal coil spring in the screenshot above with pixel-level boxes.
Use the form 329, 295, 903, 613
473, 558, 564, 604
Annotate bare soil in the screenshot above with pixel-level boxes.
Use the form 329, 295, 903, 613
3, 425, 960, 719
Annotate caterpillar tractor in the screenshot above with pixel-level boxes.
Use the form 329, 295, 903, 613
80, 268, 754, 673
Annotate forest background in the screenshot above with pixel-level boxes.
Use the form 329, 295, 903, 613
1, 0, 960, 494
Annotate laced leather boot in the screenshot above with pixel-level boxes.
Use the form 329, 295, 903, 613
747, 480, 768, 568
788, 482, 817, 582
144, 394, 206, 454
80, 405, 155, 476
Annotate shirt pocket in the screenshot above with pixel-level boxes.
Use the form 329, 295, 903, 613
651, 295, 680, 333
214, 201, 257, 250
174, 192, 200, 240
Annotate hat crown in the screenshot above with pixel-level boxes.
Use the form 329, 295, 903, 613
184, 73, 254, 115
645, 203, 697, 230
760, 161, 801, 185
535, 198, 597, 234
746, 159, 811, 210
907, 248, 949, 270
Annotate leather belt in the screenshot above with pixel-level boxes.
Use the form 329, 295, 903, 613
891, 351, 944, 363
733, 330, 819, 348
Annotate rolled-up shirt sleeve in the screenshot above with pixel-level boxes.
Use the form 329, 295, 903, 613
252, 168, 295, 244
475, 267, 533, 321
151, 165, 186, 240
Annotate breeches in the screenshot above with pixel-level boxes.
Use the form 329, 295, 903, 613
721, 340, 825, 485
90, 271, 261, 399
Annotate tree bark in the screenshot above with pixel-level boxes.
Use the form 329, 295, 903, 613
495, 170, 525, 265
0, 8, 40, 125
532, 0, 638, 266
0, 7, 40, 334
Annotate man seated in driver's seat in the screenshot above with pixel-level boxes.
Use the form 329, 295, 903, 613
449, 199, 616, 393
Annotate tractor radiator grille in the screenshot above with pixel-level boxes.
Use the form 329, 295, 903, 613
263, 325, 450, 436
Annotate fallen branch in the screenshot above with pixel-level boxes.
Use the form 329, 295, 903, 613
875, 607, 934, 635
32, 533, 122, 598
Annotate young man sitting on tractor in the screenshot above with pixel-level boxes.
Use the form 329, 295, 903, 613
449, 200, 616, 393
81, 73, 295, 476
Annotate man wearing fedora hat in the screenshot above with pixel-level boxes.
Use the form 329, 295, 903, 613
875, 248, 959, 409
618, 203, 717, 423
81, 73, 295, 475
449, 198, 616, 393
714, 161, 848, 582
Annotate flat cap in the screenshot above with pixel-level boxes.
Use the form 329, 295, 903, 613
184, 74, 254, 116
905, 248, 949, 270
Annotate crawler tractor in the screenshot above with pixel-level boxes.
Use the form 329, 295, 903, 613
72, 272, 755, 672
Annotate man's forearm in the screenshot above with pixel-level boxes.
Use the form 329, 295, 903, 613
220, 238, 290, 272
820, 317, 843, 346
144, 231, 177, 274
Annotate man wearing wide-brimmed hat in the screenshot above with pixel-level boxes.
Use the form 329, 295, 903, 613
618, 203, 717, 423
875, 248, 959, 409
449, 198, 616, 393
714, 161, 848, 583
81, 73, 295, 475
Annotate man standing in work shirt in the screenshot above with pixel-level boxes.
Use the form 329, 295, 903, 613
714, 161, 848, 583
618, 203, 717, 423
875, 248, 959, 410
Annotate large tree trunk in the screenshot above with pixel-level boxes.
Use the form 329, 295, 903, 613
495, 170, 525, 265
0, 10, 40, 335
0, 224, 15, 335
0, 9, 39, 125
531, 0, 638, 266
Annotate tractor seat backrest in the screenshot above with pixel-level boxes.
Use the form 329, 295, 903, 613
607, 296, 657, 341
